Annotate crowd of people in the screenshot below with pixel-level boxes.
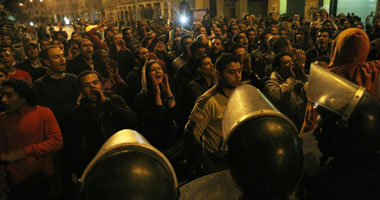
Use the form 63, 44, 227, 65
0, 6, 379, 200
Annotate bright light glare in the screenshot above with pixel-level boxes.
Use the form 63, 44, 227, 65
180, 15, 188, 24
19, 3, 24, 6
29, 0, 33, 2
30, 22, 34, 26
64, 17, 70, 25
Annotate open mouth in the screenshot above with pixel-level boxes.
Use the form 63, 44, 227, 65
155, 74, 162, 79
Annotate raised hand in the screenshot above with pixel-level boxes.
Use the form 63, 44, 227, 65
161, 73, 170, 94
295, 49, 306, 68
152, 74, 161, 98
152, 74, 163, 105
92, 87, 107, 103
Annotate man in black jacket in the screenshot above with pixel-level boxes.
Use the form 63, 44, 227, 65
66, 39, 94, 75
16, 42, 47, 82
69, 70, 138, 177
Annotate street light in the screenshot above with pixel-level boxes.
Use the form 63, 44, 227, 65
19, 3, 24, 6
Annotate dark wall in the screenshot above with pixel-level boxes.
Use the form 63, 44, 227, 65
248, 0, 268, 19
287, 0, 305, 16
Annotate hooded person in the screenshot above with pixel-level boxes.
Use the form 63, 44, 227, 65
301, 64, 380, 200
300, 28, 380, 135
329, 28, 380, 96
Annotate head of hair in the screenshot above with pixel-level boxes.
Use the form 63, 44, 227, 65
318, 28, 332, 38
189, 41, 205, 54
122, 27, 133, 34
266, 24, 278, 32
297, 26, 310, 43
245, 28, 256, 35
281, 16, 291, 22
272, 51, 292, 70
180, 35, 192, 47
39, 37, 50, 43
232, 31, 243, 43
77, 70, 103, 87
230, 43, 245, 53
134, 47, 147, 60
41, 46, 59, 60
195, 26, 206, 34
71, 31, 79, 38
78, 38, 91, 48
278, 27, 288, 33
273, 37, 290, 54
228, 23, 239, 34
68, 39, 79, 46
215, 53, 239, 72
2, 78, 38, 106
196, 34, 207, 42
0, 44, 14, 53
194, 54, 210, 70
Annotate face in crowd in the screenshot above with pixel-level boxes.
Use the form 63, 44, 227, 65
317, 31, 330, 50
80, 39, 94, 60
80, 73, 103, 102
198, 56, 215, 79
137, 48, 150, 64
218, 61, 242, 89
1, 85, 26, 113
25, 44, 39, 59
40, 40, 50, 53
0, 50, 15, 68
149, 62, 164, 84
45, 47, 66, 74
212, 38, 223, 54
235, 32, 248, 49
247, 30, 256, 43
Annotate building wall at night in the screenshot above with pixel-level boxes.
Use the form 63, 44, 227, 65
40, 0, 378, 23
45, 0, 81, 21
102, 0, 180, 23
192, 0, 320, 20
336, 0, 377, 23
23, 0, 51, 22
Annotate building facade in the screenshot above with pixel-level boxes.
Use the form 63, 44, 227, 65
103, 0, 180, 23
31, 0, 380, 23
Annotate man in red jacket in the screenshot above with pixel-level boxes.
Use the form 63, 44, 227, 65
0, 79, 63, 200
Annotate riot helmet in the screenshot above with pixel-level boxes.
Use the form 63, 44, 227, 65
223, 84, 303, 199
80, 129, 179, 200
306, 63, 380, 160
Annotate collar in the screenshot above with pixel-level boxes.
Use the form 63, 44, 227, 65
270, 71, 286, 82
215, 84, 230, 98
47, 70, 66, 79
6, 105, 35, 116
29, 59, 42, 68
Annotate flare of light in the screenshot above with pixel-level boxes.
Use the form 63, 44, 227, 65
64, 17, 70, 25
180, 15, 188, 24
